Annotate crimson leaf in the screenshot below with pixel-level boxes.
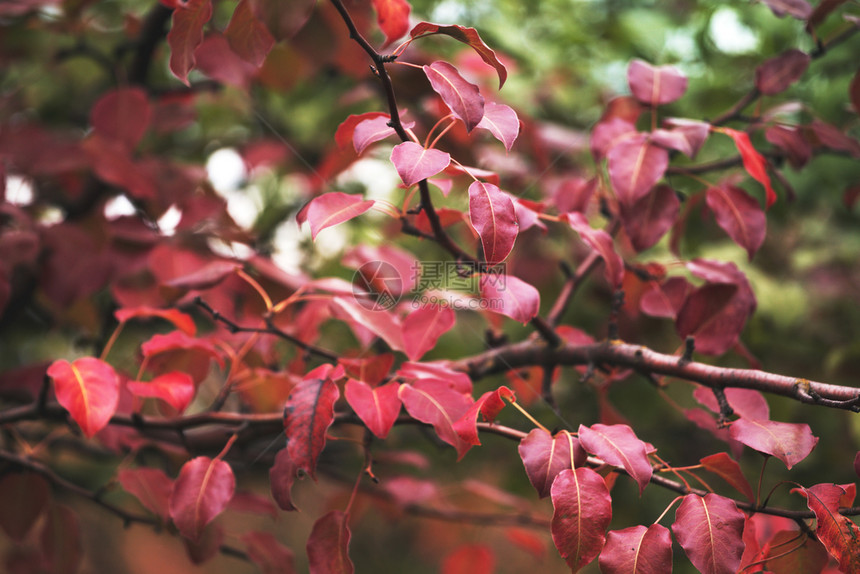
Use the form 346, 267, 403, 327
423, 61, 485, 132
167, 0, 213, 86
284, 377, 339, 479
296, 192, 375, 240
468, 181, 518, 265
578, 423, 652, 494
306, 510, 354, 574
550, 467, 612, 572
729, 418, 818, 469
705, 184, 767, 260
672, 493, 745, 574
344, 379, 401, 439
169, 456, 235, 541
518, 429, 586, 499
598, 524, 672, 574
479, 273, 540, 325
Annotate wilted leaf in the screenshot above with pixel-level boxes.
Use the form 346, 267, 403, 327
729, 418, 818, 469
284, 377, 339, 479
410, 22, 507, 88
476, 102, 520, 151
672, 493, 745, 574
550, 467, 612, 572
47, 357, 120, 438
307, 511, 354, 574
755, 49, 810, 95
479, 273, 540, 324
578, 423, 652, 494
423, 61, 485, 132
390, 141, 451, 187
167, 0, 213, 85
518, 429, 586, 498
706, 184, 766, 260
402, 303, 456, 360
628, 59, 688, 106
344, 379, 401, 439
169, 456, 235, 541
598, 524, 672, 574
468, 181, 518, 265
296, 192, 375, 240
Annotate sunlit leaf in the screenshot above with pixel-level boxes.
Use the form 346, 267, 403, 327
47, 357, 120, 438
371, 0, 410, 48
714, 127, 777, 208
476, 102, 519, 151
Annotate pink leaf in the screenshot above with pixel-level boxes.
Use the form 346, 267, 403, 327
620, 184, 680, 253
694, 387, 770, 421
442, 544, 495, 574
284, 377, 339, 479
755, 49, 810, 95
628, 59, 689, 106
476, 102, 519, 151
127, 371, 196, 413
163, 260, 241, 290
468, 181, 518, 265
242, 531, 296, 574
402, 303, 456, 360
706, 184, 767, 260
598, 524, 673, 574
169, 456, 235, 541
714, 127, 777, 208
118, 467, 174, 522
353, 115, 399, 155
307, 510, 354, 574
344, 380, 401, 439
423, 61, 485, 132
114, 306, 196, 336
371, 0, 410, 48
398, 381, 473, 459
410, 22, 508, 89
567, 212, 625, 288
90, 87, 151, 151
578, 423, 652, 494
397, 361, 473, 394
518, 429, 586, 499
591, 117, 637, 161
640, 276, 692, 319
390, 141, 451, 187
657, 117, 711, 158
248, 0, 315, 41
760, 0, 812, 19
453, 386, 515, 447
672, 493, 745, 574
47, 357, 119, 438
334, 112, 388, 149
339, 354, 395, 386
607, 133, 670, 205
479, 273, 540, 325
330, 297, 404, 352
550, 468, 612, 572
700, 452, 755, 503
167, 0, 213, 86
801, 483, 860, 572
269, 448, 299, 511
729, 418, 818, 469
765, 125, 811, 169
225, 0, 274, 67
194, 34, 256, 90
296, 192, 375, 240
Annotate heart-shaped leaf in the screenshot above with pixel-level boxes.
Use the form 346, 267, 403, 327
169, 456, 235, 541
518, 429, 586, 498
344, 379, 401, 439
47, 357, 120, 438
390, 142, 451, 187
398, 380, 473, 459
607, 133, 669, 205
468, 181, 518, 265
423, 61, 485, 132
551, 467, 612, 572
628, 59, 689, 106
672, 493, 745, 574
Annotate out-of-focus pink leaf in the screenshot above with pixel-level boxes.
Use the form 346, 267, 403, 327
628, 59, 688, 106
167, 0, 213, 86
410, 22, 508, 89
0, 473, 50, 541
607, 133, 669, 205
423, 61, 485, 132
115, 306, 196, 336
390, 141, 451, 187
402, 303, 456, 360
760, 0, 812, 19
330, 297, 404, 351
479, 273, 540, 325
225, 0, 274, 67
706, 184, 767, 260
808, 118, 860, 158
729, 418, 817, 469
591, 118, 637, 161
550, 467, 612, 572
700, 452, 755, 503
657, 118, 710, 158
567, 212, 625, 287
127, 372, 196, 413
468, 181, 518, 265
90, 88, 151, 151
296, 192, 375, 240
242, 531, 296, 574
801, 483, 860, 572
269, 448, 299, 511
284, 377, 339, 479
306, 510, 354, 574
441, 544, 495, 574
345, 380, 400, 439
765, 125, 811, 169
640, 276, 692, 319
598, 524, 672, 574
371, 0, 410, 48
118, 467, 173, 522
194, 34, 257, 90
453, 386, 514, 447
397, 361, 473, 394
476, 102, 519, 151
619, 184, 679, 253
249, 0, 315, 41
578, 423, 652, 494
755, 49, 810, 95
353, 115, 400, 154
714, 127, 777, 208
339, 354, 395, 386
518, 429, 586, 498
398, 380, 473, 459
47, 357, 119, 438
169, 456, 235, 541
335, 112, 388, 149
672, 493, 745, 574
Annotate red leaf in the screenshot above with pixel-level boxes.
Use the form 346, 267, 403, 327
169, 456, 235, 541
162, 260, 241, 290
714, 127, 777, 208
729, 418, 818, 469
344, 379, 401, 439
296, 192, 375, 240
47, 357, 120, 438
619, 184, 679, 253
306, 510, 354, 574
578, 423, 652, 494
225, 0, 275, 67
127, 371, 196, 413
640, 276, 692, 319
808, 118, 860, 157
468, 181, 518, 265
453, 386, 515, 447
118, 467, 173, 522
755, 49, 810, 95
284, 377, 339, 479
335, 112, 388, 149
0, 473, 50, 541
167, 0, 213, 86
760, 0, 812, 19
442, 544, 495, 574
627, 59, 688, 106
479, 273, 540, 325
115, 306, 196, 336
90, 87, 151, 151
700, 453, 755, 503
671, 493, 745, 574
591, 117, 637, 161
550, 467, 612, 572
410, 22, 508, 89
390, 141, 451, 187
397, 361, 473, 394
706, 184, 767, 260
330, 297, 404, 351
269, 448, 299, 511
194, 34, 256, 90
476, 102, 519, 151
598, 524, 673, 574
242, 531, 296, 574
398, 381, 473, 459
802, 483, 860, 572
518, 429, 586, 498
83, 134, 156, 199
371, 0, 410, 48
402, 303, 456, 360
248, 0, 315, 41
694, 387, 770, 421
423, 61, 485, 132
656, 117, 710, 158
141, 331, 224, 377
567, 212, 625, 288
607, 133, 670, 205
339, 354, 395, 386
